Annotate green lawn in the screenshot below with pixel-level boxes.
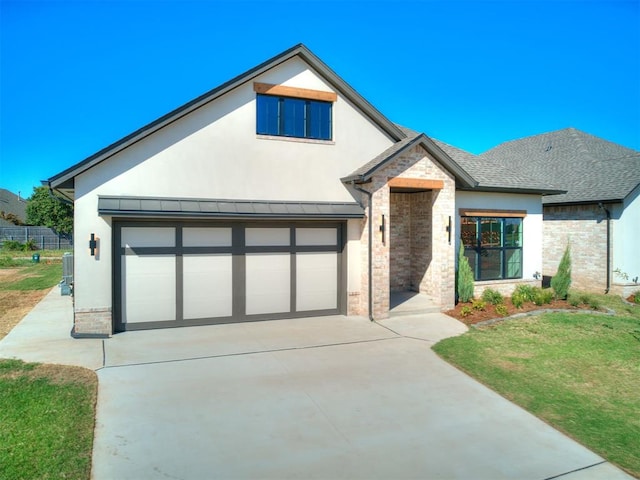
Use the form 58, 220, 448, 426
0, 359, 97, 480
434, 297, 640, 478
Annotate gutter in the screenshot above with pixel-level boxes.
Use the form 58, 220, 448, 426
351, 180, 374, 321
599, 203, 611, 294
46, 181, 74, 206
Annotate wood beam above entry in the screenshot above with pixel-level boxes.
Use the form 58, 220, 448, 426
387, 178, 444, 190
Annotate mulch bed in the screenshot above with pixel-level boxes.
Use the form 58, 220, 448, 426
446, 298, 597, 326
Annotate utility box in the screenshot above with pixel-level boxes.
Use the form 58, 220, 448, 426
61, 252, 73, 296
32, 253, 40, 263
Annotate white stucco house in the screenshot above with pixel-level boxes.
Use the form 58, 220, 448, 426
48, 44, 564, 336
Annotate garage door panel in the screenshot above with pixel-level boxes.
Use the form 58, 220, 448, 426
246, 253, 290, 315
296, 228, 337, 246
122, 255, 176, 324
296, 252, 338, 311
183, 254, 232, 319
183, 227, 232, 247
121, 227, 175, 248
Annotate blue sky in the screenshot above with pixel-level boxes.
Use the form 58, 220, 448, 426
1, 0, 639, 199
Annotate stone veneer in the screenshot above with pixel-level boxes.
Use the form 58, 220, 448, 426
543, 204, 609, 292
356, 145, 456, 320
74, 307, 112, 336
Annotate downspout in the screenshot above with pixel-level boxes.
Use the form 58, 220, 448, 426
351, 181, 374, 321
599, 203, 611, 294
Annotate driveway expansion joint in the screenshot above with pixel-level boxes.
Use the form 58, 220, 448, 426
102, 335, 403, 369
543, 461, 608, 479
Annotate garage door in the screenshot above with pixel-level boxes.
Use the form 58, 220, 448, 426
114, 222, 343, 331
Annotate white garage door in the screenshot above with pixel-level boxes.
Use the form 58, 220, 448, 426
115, 222, 342, 331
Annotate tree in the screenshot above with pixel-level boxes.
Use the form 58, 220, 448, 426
25, 186, 73, 235
457, 243, 475, 303
551, 244, 572, 300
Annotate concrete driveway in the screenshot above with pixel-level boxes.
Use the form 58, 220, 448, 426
0, 290, 633, 479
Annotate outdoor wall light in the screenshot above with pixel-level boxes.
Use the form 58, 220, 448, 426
446, 216, 452, 244
89, 233, 98, 256
379, 214, 386, 245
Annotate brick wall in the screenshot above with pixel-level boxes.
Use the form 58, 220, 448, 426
74, 307, 112, 336
543, 204, 608, 292
357, 144, 456, 319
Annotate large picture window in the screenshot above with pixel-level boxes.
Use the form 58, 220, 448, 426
257, 94, 332, 140
461, 216, 523, 281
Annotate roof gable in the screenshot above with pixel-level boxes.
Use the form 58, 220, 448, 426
48, 44, 406, 191
341, 127, 477, 188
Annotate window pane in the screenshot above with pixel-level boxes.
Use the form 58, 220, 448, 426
460, 217, 477, 247
308, 101, 332, 140
479, 218, 502, 247
505, 248, 522, 278
256, 95, 279, 135
504, 218, 522, 247
282, 98, 305, 137
479, 249, 502, 280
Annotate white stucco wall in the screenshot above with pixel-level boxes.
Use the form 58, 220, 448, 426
72, 56, 395, 310
455, 191, 544, 288
613, 185, 640, 285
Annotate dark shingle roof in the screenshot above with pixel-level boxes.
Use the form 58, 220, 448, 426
0, 189, 27, 226
478, 128, 640, 204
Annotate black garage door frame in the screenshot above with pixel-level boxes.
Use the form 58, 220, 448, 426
113, 219, 346, 331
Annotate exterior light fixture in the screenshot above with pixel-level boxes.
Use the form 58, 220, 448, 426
89, 233, 98, 256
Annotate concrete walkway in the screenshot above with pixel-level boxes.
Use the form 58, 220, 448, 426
0, 288, 634, 480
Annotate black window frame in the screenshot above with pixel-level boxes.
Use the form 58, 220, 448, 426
256, 94, 332, 140
460, 216, 523, 281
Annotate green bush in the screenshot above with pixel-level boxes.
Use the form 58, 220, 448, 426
511, 292, 525, 309
2, 240, 24, 251
579, 293, 592, 305
588, 297, 601, 310
482, 288, 503, 305
568, 294, 581, 307
457, 244, 474, 303
1, 239, 38, 252
460, 306, 473, 317
551, 245, 572, 300
0, 255, 20, 267
531, 288, 553, 306
472, 299, 487, 311
495, 304, 509, 316
633, 291, 640, 305
513, 284, 536, 303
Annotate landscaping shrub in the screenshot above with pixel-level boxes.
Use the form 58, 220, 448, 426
551, 245, 572, 300
495, 304, 508, 316
511, 292, 525, 309
513, 284, 536, 303
633, 291, 640, 305
481, 288, 503, 305
531, 288, 553, 306
579, 293, 592, 305
460, 306, 472, 317
588, 297, 602, 310
472, 299, 487, 311
457, 244, 474, 303
568, 294, 581, 307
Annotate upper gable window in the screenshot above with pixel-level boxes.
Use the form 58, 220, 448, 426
254, 83, 335, 141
